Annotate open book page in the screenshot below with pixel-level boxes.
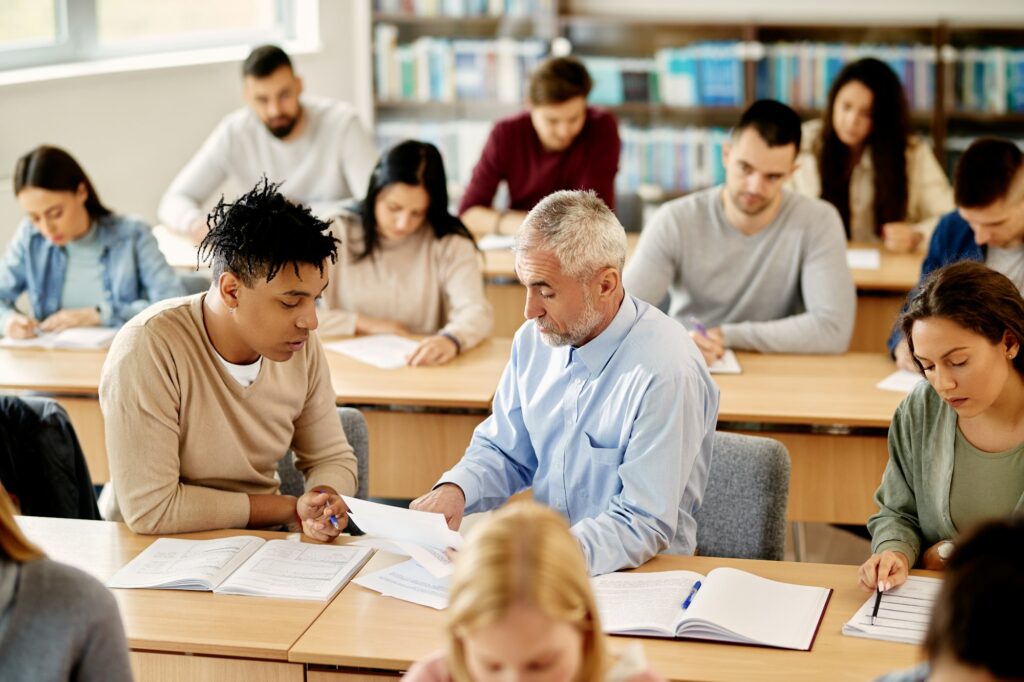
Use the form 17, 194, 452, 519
343, 496, 464, 578
843, 576, 941, 645
679, 567, 831, 650
847, 248, 881, 270
353, 558, 450, 610
876, 370, 924, 393
324, 335, 421, 369
0, 326, 117, 350
592, 570, 705, 636
708, 349, 742, 375
107, 536, 265, 590
215, 540, 373, 601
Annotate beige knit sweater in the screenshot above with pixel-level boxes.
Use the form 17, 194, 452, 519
99, 294, 357, 534
318, 214, 494, 349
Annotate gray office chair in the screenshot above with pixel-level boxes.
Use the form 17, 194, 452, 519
277, 406, 369, 500
694, 432, 790, 560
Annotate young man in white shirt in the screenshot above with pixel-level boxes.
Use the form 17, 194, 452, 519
158, 45, 377, 243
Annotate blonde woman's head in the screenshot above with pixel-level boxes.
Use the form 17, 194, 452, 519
0, 483, 44, 563
445, 501, 605, 682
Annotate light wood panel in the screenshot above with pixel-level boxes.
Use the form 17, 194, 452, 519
484, 281, 527, 338
0, 347, 106, 394
18, 517, 330, 661
850, 295, 906, 353
130, 652, 303, 682
308, 672, 401, 682
58, 396, 108, 482
291, 551, 933, 681
362, 410, 484, 499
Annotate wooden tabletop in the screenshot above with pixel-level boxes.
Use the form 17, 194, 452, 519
717, 352, 908, 429
154, 224, 206, 270
0, 347, 106, 394
0, 337, 511, 411
17, 516, 331, 661
289, 551, 933, 681
483, 236, 921, 293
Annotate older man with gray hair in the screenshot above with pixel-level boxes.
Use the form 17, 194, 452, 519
412, 190, 719, 575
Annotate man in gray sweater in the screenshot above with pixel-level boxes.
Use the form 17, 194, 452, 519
624, 100, 855, 364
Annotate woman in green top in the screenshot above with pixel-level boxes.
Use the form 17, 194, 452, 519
859, 261, 1024, 592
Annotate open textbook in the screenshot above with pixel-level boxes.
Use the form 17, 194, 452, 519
107, 536, 373, 601
344, 496, 464, 578
843, 576, 941, 645
0, 326, 116, 350
591, 567, 831, 651
324, 334, 420, 369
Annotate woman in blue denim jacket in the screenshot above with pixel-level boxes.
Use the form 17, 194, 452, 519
0, 145, 185, 338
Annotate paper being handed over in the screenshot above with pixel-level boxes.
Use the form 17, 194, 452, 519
343, 496, 464, 578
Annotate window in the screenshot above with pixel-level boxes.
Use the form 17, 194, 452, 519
0, 0, 299, 72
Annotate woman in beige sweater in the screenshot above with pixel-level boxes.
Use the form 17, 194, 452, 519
320, 141, 493, 366
791, 58, 953, 252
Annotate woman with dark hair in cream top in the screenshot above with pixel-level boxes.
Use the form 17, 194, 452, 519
320, 140, 493, 366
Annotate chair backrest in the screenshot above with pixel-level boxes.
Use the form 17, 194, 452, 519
694, 432, 790, 560
277, 406, 369, 500
0, 396, 100, 520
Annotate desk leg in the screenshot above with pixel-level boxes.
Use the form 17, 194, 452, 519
731, 430, 888, 525
361, 410, 486, 500
56, 397, 108, 484
130, 652, 303, 681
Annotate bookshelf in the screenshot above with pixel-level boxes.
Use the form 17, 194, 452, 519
370, 4, 1024, 201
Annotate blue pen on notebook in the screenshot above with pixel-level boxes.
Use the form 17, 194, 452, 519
682, 580, 702, 609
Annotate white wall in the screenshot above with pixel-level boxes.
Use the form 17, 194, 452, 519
0, 0, 371, 247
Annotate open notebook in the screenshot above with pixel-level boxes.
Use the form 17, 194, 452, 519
0, 326, 116, 350
592, 567, 831, 651
843, 576, 941, 645
107, 536, 373, 600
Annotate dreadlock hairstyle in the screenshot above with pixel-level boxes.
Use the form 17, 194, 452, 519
197, 178, 338, 285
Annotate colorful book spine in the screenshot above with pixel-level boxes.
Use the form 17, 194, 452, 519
950, 46, 1024, 114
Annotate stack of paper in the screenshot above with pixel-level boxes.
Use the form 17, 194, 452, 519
847, 248, 882, 270
324, 334, 420, 369
843, 576, 941, 644
0, 326, 117, 350
343, 496, 463, 610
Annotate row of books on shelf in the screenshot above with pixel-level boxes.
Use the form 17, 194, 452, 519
374, 0, 550, 16
374, 24, 545, 102
375, 120, 729, 197
950, 48, 1024, 114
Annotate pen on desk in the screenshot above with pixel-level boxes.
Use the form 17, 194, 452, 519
682, 580, 702, 610
870, 586, 884, 626
688, 316, 710, 339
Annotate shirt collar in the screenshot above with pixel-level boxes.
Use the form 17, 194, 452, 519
568, 293, 636, 376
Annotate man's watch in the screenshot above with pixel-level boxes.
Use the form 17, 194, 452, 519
936, 540, 955, 561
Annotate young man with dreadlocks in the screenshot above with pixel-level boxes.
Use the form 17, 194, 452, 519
99, 180, 357, 539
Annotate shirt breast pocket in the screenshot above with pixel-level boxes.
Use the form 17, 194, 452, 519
583, 432, 625, 467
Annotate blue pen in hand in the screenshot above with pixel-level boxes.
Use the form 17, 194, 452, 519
315, 489, 341, 530
688, 316, 710, 339
682, 580, 702, 609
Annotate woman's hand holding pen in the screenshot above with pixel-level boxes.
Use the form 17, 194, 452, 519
3, 312, 38, 339
296, 489, 348, 542
689, 327, 726, 365
858, 550, 910, 592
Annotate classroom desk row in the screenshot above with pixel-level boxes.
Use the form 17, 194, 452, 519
153, 226, 924, 354
0, 343, 905, 525
18, 515, 931, 682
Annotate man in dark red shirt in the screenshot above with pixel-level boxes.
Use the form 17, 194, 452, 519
458, 56, 620, 237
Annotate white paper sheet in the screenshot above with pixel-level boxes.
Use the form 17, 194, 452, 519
876, 370, 924, 393
0, 326, 117, 350
843, 576, 941, 644
708, 349, 742, 375
353, 558, 450, 610
476, 234, 515, 251
324, 334, 421, 369
343, 496, 463, 578
847, 248, 881, 270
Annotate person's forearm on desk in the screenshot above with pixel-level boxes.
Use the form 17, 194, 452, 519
461, 206, 528, 238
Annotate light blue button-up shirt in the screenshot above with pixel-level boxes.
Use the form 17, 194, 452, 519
438, 293, 720, 575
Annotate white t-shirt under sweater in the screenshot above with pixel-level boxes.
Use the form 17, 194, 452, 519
987, 246, 1024, 293
158, 97, 377, 232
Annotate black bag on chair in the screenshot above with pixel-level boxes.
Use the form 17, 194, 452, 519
0, 396, 100, 519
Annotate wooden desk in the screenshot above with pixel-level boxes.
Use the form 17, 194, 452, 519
324, 337, 510, 499
718, 352, 906, 525
0, 338, 511, 498
483, 238, 923, 351
17, 516, 324, 681
290, 552, 931, 681
153, 224, 205, 270
847, 243, 922, 353
0, 348, 109, 482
